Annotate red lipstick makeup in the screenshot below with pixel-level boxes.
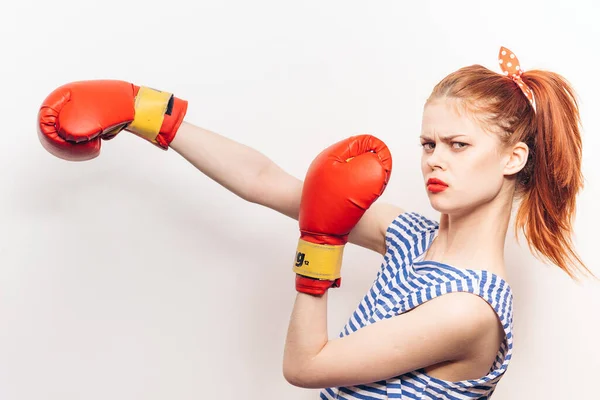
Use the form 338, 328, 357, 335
427, 178, 448, 193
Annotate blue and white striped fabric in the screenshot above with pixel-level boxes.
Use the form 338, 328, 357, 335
320, 212, 514, 399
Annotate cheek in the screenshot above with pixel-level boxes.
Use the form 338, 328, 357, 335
459, 151, 505, 189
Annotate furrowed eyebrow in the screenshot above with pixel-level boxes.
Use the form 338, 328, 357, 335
419, 134, 469, 141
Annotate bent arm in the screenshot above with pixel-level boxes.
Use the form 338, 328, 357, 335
283, 292, 499, 389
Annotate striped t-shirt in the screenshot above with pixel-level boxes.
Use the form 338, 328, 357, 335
320, 212, 514, 399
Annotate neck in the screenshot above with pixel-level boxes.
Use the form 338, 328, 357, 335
428, 195, 513, 280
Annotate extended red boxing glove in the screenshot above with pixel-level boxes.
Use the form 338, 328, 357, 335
37, 80, 188, 161
293, 135, 392, 295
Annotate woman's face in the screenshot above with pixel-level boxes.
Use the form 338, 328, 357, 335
420, 98, 512, 216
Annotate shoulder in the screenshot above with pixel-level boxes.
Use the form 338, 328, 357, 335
412, 291, 501, 353
419, 291, 498, 325
349, 203, 439, 256
388, 210, 439, 235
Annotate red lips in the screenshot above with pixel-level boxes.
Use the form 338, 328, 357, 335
427, 178, 448, 186
426, 177, 448, 193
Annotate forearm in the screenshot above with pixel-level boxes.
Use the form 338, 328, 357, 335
283, 292, 329, 387
169, 121, 275, 203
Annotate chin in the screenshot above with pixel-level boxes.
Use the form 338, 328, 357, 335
427, 196, 471, 216
428, 200, 452, 214
429, 192, 498, 217
429, 203, 456, 215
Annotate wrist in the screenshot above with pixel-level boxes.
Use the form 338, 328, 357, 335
295, 275, 341, 296
127, 85, 188, 149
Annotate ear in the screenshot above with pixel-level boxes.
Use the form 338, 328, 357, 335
503, 141, 529, 176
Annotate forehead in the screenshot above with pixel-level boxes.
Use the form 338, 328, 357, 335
421, 99, 490, 138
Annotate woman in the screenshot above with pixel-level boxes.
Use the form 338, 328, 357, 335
171, 47, 592, 398
38, 47, 593, 398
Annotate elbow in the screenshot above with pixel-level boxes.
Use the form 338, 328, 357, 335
243, 164, 270, 205
283, 360, 319, 389
282, 359, 303, 387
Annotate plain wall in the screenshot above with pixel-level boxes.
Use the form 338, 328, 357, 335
2, 0, 599, 398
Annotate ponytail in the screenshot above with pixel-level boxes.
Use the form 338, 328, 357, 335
516, 70, 592, 280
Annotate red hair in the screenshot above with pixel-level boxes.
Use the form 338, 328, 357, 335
427, 64, 593, 280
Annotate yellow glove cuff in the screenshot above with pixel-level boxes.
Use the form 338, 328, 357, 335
128, 86, 172, 143
292, 238, 344, 280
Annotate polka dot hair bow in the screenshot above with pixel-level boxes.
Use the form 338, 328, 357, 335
498, 46, 535, 108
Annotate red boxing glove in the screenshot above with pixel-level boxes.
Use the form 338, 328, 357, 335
37, 80, 188, 161
293, 135, 392, 295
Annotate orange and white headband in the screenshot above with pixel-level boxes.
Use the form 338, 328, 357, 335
498, 46, 535, 109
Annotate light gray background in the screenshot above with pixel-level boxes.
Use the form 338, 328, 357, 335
2, 0, 599, 398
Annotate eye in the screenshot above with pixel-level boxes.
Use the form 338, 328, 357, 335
452, 142, 469, 149
421, 142, 435, 151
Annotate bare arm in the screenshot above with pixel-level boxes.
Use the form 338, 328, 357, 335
169, 122, 282, 206
169, 121, 403, 254
283, 291, 500, 389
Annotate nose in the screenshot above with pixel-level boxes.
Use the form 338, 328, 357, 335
425, 146, 446, 170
